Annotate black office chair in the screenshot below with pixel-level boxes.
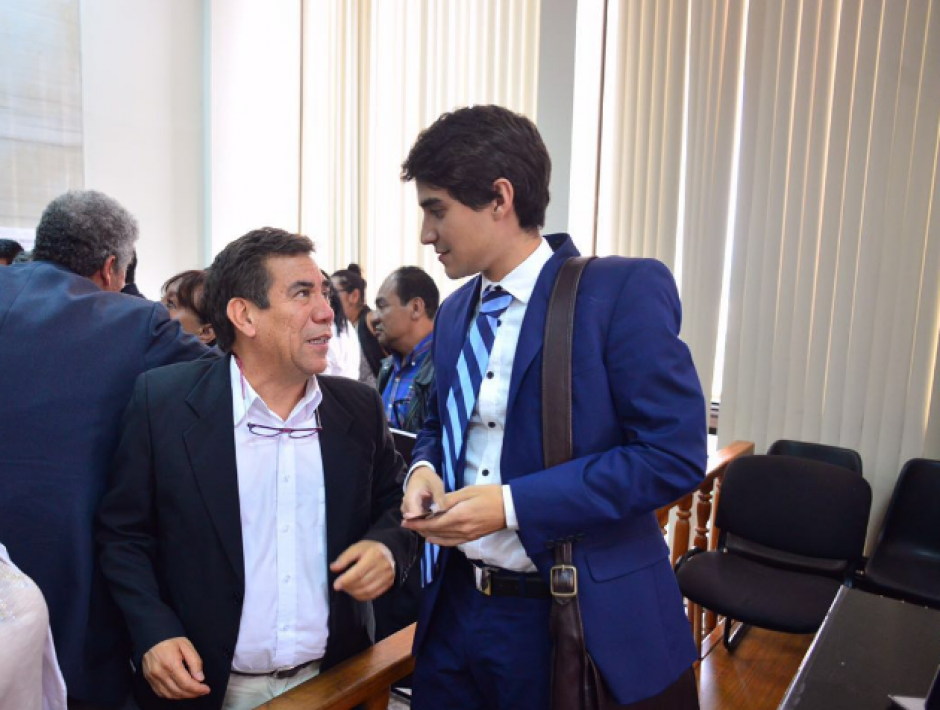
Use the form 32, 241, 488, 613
725, 439, 865, 571
767, 439, 863, 474
863, 458, 940, 609
675, 455, 872, 651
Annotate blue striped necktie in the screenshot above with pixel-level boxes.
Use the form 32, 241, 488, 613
422, 284, 514, 585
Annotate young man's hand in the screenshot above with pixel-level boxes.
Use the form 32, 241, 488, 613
401, 465, 446, 520
402, 484, 506, 546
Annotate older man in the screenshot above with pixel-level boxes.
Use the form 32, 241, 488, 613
0, 190, 207, 709
373, 266, 439, 434
98, 228, 417, 710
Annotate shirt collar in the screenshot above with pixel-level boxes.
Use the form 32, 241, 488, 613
230, 355, 323, 427
392, 332, 434, 371
480, 237, 554, 305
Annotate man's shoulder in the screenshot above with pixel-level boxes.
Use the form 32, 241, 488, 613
318, 374, 379, 405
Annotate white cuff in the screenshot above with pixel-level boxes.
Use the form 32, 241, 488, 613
403, 460, 437, 491
502, 484, 519, 530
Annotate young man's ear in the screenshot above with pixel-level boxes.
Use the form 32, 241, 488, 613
491, 178, 515, 221
227, 298, 257, 340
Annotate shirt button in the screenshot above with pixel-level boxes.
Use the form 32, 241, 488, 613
482, 469, 490, 476
488, 422, 496, 428
486, 371, 494, 379
283, 575, 291, 583
497, 319, 503, 326
281, 525, 290, 533
494, 285, 503, 291
283, 476, 290, 482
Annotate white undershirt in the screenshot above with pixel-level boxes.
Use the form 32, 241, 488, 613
229, 358, 329, 672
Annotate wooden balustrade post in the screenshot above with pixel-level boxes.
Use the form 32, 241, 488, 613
671, 493, 693, 567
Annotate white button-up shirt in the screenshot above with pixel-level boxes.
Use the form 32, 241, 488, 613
229, 358, 329, 672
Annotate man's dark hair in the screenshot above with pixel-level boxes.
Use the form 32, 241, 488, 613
162, 269, 210, 323
0, 239, 24, 263
391, 266, 440, 319
332, 263, 367, 301
32, 190, 138, 277
125, 251, 138, 284
203, 228, 314, 352
401, 104, 551, 231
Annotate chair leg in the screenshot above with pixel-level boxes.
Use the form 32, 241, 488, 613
722, 617, 750, 652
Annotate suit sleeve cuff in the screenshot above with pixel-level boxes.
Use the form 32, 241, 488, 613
503, 484, 519, 530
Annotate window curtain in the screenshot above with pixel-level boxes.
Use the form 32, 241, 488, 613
568, 0, 747, 405
301, 0, 541, 297
717, 0, 940, 539
0, 0, 83, 249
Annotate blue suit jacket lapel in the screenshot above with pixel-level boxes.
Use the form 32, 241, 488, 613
506, 235, 580, 418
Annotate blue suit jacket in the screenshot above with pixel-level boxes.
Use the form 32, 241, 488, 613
0, 261, 207, 705
411, 234, 707, 704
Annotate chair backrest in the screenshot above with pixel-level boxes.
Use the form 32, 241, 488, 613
717, 455, 872, 564
767, 439, 863, 475
870, 458, 940, 558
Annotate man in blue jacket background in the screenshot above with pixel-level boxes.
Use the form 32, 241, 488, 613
0, 190, 206, 709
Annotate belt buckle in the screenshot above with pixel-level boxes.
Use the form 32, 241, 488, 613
550, 564, 577, 598
475, 566, 498, 595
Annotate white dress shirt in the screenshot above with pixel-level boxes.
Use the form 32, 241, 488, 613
229, 358, 329, 672
324, 320, 361, 379
411, 239, 554, 573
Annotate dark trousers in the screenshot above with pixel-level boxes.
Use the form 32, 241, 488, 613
412, 552, 699, 710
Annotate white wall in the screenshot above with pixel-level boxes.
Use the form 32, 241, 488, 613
80, 0, 205, 298
208, 0, 301, 257
537, 0, 578, 238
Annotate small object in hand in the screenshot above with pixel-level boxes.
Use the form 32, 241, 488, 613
405, 501, 444, 520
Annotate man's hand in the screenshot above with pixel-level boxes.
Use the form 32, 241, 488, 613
401, 465, 445, 520
330, 540, 396, 600
401, 484, 506, 546
142, 637, 210, 699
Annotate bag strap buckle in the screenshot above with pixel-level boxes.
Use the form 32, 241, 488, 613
550, 563, 578, 598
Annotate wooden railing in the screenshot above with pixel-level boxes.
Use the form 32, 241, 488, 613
656, 440, 755, 650
262, 440, 754, 708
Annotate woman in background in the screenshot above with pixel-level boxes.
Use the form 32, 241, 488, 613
331, 264, 384, 385
321, 270, 362, 380
161, 269, 216, 347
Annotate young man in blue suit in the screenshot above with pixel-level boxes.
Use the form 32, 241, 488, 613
400, 105, 706, 709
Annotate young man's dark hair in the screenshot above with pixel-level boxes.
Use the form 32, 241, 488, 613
391, 266, 440, 318
0, 238, 24, 265
401, 104, 551, 231
203, 227, 314, 352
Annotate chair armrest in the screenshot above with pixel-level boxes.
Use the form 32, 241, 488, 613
260, 623, 416, 710
674, 546, 707, 574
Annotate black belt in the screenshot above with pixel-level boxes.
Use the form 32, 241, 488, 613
460, 554, 551, 599
230, 658, 319, 680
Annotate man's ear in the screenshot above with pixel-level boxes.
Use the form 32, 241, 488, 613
227, 298, 257, 339
91, 255, 123, 291
491, 178, 516, 221
410, 297, 425, 320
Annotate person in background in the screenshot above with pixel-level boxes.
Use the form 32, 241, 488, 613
400, 105, 706, 710
0, 542, 68, 710
0, 189, 207, 710
331, 264, 384, 384
161, 269, 217, 346
0, 238, 24, 265
321, 270, 361, 379
98, 227, 417, 710
120, 251, 144, 298
373, 266, 438, 434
